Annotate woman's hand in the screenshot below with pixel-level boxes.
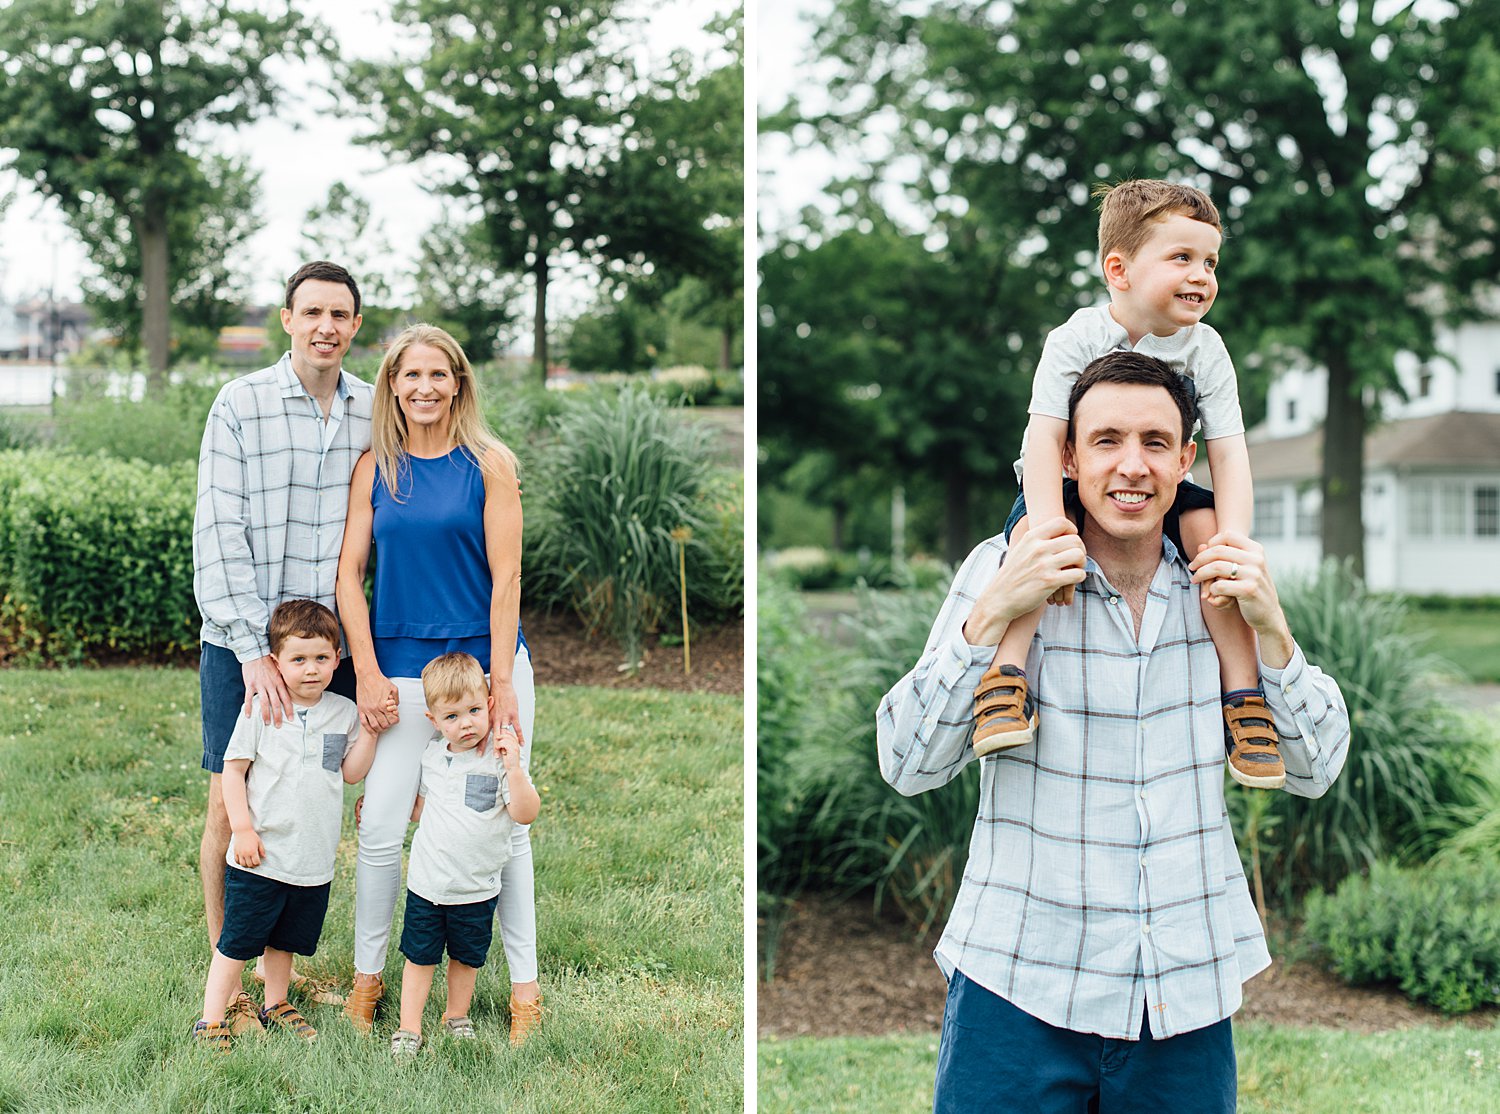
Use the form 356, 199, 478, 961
485, 676, 523, 754
356, 669, 400, 735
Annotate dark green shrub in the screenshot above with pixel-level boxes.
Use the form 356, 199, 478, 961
1304, 859, 1500, 1013
1, 451, 197, 660
526, 387, 715, 667
1228, 561, 1488, 909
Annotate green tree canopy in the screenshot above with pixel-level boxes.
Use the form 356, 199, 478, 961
798, 0, 1500, 573
0, 0, 323, 385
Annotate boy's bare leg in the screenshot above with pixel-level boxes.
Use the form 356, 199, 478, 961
399, 961, 436, 1035
259, 947, 293, 1006
200, 774, 230, 949
1181, 507, 1286, 788
973, 514, 1046, 754
202, 951, 249, 1024
443, 960, 480, 1021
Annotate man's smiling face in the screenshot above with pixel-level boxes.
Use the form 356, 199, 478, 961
1064, 381, 1197, 545
280, 278, 362, 379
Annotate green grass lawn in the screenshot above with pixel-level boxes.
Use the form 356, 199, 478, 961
1406, 607, 1500, 684
0, 669, 743, 1113
759, 1024, 1500, 1113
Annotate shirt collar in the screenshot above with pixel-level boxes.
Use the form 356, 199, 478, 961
1081, 531, 1186, 584
272, 352, 353, 403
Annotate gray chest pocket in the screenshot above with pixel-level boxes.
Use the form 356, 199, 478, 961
321, 733, 347, 773
464, 773, 499, 812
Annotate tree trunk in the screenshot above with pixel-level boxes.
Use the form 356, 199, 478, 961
139, 202, 171, 391
719, 323, 732, 371
944, 466, 971, 565
1320, 351, 1366, 579
830, 498, 847, 553
532, 255, 549, 387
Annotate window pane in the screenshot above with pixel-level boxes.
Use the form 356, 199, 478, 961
1408, 482, 1433, 538
1254, 490, 1285, 539
1440, 482, 1467, 537
1478, 486, 1499, 538
1295, 490, 1320, 538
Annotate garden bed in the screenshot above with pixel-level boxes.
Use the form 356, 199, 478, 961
758, 892, 1500, 1038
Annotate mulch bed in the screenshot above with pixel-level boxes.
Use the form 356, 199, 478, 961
758, 892, 1500, 1039
0, 608, 744, 697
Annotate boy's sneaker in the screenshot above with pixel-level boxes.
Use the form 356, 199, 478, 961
442, 1015, 477, 1040
260, 1000, 318, 1042
192, 1019, 233, 1053
1223, 693, 1286, 789
973, 664, 1038, 756
224, 991, 264, 1035
391, 1028, 423, 1061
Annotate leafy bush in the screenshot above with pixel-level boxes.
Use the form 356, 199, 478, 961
0, 450, 197, 660
526, 387, 716, 667
764, 547, 950, 592
0, 410, 44, 451
1304, 859, 1500, 1013
52, 367, 228, 466
1227, 561, 1489, 909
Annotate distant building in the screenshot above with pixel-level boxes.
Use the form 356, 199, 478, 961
0, 297, 90, 360
1247, 320, 1500, 595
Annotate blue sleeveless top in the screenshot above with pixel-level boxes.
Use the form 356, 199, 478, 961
370, 446, 526, 678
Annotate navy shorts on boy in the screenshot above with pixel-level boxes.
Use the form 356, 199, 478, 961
217, 866, 332, 960
1004, 477, 1214, 558
400, 890, 499, 968
199, 641, 357, 773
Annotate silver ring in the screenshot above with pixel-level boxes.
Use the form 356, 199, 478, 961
1228, 562, 1239, 579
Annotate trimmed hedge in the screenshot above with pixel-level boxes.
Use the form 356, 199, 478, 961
1304, 859, 1500, 1013
0, 450, 198, 660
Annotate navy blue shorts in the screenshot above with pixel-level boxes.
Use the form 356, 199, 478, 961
400, 890, 499, 969
1004, 479, 1215, 558
200, 641, 357, 773
216, 866, 332, 961
933, 969, 1235, 1114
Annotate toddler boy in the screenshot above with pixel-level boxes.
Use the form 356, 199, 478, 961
193, 599, 378, 1050
390, 652, 540, 1059
975, 179, 1285, 789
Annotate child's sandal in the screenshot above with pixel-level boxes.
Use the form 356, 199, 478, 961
260, 1000, 318, 1042
391, 1028, 424, 1060
193, 1018, 233, 1053
442, 1015, 477, 1040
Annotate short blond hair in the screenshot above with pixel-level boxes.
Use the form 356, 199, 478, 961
1094, 179, 1221, 269
421, 651, 488, 710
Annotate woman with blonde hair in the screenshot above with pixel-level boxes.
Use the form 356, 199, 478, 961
335, 324, 542, 1044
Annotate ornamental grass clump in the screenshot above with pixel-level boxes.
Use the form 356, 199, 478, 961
1227, 560, 1488, 910
529, 386, 713, 669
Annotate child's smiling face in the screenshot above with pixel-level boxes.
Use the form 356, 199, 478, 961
1106, 213, 1221, 337
426, 689, 491, 752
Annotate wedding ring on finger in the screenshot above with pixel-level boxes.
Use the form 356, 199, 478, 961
1228, 562, 1239, 580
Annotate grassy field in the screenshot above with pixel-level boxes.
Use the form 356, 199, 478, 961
1407, 607, 1500, 684
0, 669, 742, 1113
759, 1024, 1500, 1113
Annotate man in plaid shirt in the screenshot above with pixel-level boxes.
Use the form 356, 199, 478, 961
192, 261, 374, 1025
878, 351, 1350, 1112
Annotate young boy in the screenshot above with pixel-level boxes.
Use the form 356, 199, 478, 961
389, 652, 541, 1059
974, 179, 1285, 789
193, 599, 379, 1050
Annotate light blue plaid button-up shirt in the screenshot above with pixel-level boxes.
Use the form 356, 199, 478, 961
193, 354, 373, 662
877, 533, 1350, 1040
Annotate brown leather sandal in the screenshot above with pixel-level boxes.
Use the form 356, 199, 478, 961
972, 663, 1038, 756
260, 1000, 318, 1042
508, 993, 544, 1047
193, 1019, 233, 1053
343, 974, 384, 1034
1224, 694, 1286, 789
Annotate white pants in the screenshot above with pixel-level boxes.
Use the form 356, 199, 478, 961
353, 646, 537, 983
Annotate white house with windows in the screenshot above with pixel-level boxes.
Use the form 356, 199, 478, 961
1244, 319, 1500, 595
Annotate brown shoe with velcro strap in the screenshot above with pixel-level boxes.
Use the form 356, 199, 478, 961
1223, 693, 1286, 789
972, 663, 1038, 756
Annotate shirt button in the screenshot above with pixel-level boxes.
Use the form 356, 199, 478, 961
1140, 856, 1147, 867
1139, 790, 1147, 800
1109, 596, 1119, 605
1142, 924, 1152, 935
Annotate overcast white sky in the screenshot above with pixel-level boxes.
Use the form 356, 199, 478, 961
0, 0, 735, 311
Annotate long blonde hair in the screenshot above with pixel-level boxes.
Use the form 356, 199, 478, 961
371, 324, 518, 499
